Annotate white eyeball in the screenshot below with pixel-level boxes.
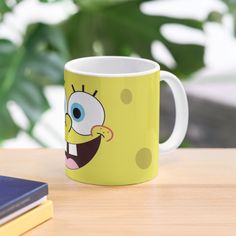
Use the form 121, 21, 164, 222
67, 91, 105, 135
64, 93, 67, 113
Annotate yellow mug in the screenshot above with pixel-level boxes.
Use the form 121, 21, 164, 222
64, 56, 188, 185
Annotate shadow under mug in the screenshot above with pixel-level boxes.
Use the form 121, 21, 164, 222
64, 56, 188, 185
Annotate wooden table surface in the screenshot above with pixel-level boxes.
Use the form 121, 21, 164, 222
1, 149, 236, 236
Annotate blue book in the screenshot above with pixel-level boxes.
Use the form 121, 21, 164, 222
0, 176, 48, 220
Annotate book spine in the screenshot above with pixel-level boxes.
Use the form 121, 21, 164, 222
0, 184, 48, 219
0, 200, 53, 236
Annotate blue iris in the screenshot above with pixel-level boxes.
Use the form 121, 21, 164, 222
70, 103, 85, 122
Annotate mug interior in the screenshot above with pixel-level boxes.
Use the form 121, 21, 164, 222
65, 56, 160, 77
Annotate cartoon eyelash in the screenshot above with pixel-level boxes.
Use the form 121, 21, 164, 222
71, 84, 98, 97
93, 90, 98, 97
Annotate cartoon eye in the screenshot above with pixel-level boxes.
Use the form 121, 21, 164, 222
70, 103, 85, 122
68, 91, 105, 135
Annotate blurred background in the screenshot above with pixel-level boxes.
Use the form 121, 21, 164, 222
0, 0, 235, 148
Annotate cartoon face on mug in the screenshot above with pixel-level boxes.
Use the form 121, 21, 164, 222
65, 84, 113, 170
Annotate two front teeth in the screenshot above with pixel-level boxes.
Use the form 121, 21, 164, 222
65, 125, 114, 158
66, 143, 77, 156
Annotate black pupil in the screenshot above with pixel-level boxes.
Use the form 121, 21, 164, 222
73, 108, 81, 119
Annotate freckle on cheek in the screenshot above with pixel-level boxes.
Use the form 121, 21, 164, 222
120, 89, 132, 104
135, 148, 152, 169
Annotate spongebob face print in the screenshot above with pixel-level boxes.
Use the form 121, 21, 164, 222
65, 84, 113, 170
64, 65, 160, 186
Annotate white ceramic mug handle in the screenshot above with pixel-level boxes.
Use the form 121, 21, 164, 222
159, 71, 189, 153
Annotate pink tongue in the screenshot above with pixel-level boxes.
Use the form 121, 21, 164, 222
66, 158, 79, 169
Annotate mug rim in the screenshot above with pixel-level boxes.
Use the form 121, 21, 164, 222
64, 56, 160, 78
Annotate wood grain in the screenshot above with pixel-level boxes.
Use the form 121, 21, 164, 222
0, 149, 236, 236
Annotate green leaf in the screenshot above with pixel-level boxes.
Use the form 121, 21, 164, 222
39, 0, 61, 2
75, 0, 134, 10
11, 81, 50, 123
164, 42, 204, 78
0, 24, 69, 143
0, 0, 207, 145
0, 0, 22, 17
62, 11, 96, 58
0, 1, 11, 16
62, 0, 204, 77
207, 11, 223, 23
0, 104, 19, 141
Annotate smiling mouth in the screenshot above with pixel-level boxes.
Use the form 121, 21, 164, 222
65, 135, 101, 170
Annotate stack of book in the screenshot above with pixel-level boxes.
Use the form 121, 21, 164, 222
0, 175, 53, 235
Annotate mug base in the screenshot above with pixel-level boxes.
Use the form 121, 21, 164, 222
65, 168, 158, 186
